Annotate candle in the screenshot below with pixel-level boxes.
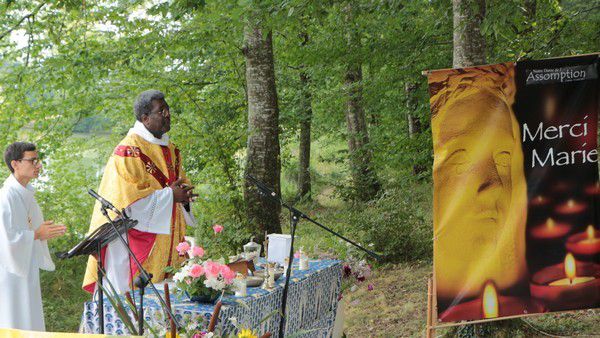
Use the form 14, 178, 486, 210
299, 256, 309, 271
530, 253, 600, 310
584, 182, 600, 196
555, 199, 587, 215
234, 274, 247, 297
548, 254, 595, 285
268, 267, 276, 286
529, 218, 571, 239
438, 282, 544, 322
530, 195, 550, 207
566, 225, 600, 258
297, 248, 309, 271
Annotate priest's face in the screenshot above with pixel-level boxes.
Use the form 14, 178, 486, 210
142, 98, 171, 138
12, 150, 42, 180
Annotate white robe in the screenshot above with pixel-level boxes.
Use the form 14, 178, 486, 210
0, 174, 55, 331
103, 121, 196, 294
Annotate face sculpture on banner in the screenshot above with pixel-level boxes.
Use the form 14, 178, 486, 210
430, 63, 529, 317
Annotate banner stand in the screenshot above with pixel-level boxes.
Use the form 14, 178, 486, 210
425, 277, 436, 338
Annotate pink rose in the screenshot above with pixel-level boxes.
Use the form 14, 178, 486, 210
204, 261, 221, 278
176, 241, 191, 256
189, 264, 205, 278
191, 246, 205, 258
186, 279, 192, 285
294, 251, 301, 259
219, 265, 236, 283
212, 224, 224, 234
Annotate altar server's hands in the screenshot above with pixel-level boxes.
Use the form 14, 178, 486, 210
170, 178, 198, 203
34, 220, 67, 241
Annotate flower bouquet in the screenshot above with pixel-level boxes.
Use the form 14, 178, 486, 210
167, 241, 237, 303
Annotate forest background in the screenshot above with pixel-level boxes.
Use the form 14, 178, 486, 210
0, 0, 598, 336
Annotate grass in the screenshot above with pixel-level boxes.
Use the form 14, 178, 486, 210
342, 262, 432, 337
340, 262, 600, 337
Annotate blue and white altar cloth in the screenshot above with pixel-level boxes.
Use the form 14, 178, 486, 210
80, 259, 342, 337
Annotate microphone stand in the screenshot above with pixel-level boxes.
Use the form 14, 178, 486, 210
246, 175, 381, 338
94, 196, 181, 335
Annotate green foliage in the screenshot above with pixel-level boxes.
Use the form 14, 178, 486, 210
347, 180, 433, 262
0, 0, 598, 334
192, 219, 252, 260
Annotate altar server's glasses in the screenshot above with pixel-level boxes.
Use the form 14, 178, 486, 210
19, 157, 42, 166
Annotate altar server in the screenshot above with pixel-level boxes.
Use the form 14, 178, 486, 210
0, 142, 67, 331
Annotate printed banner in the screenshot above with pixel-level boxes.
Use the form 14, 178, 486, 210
428, 54, 599, 323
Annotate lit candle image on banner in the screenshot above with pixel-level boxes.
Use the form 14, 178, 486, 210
566, 225, 600, 260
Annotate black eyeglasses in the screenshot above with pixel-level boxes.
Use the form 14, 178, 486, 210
152, 106, 170, 118
19, 157, 42, 166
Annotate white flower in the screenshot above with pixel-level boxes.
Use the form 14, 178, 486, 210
173, 271, 185, 282
229, 317, 238, 326
204, 276, 226, 291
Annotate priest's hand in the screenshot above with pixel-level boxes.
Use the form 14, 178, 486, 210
170, 178, 196, 203
34, 221, 67, 241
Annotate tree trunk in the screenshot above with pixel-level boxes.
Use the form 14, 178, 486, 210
524, 0, 536, 19
345, 63, 381, 201
344, 4, 381, 201
405, 82, 425, 176
452, 0, 486, 68
297, 32, 312, 200
243, 22, 282, 242
405, 82, 421, 138
451, 1, 525, 335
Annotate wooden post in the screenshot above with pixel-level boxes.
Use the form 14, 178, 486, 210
426, 278, 435, 338
164, 283, 176, 338
208, 300, 222, 332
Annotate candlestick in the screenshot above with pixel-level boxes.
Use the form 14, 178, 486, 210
234, 273, 247, 297
299, 257, 309, 271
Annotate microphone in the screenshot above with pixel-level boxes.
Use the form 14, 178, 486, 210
88, 189, 121, 215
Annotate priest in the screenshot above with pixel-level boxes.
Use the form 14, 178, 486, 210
0, 142, 67, 331
83, 90, 197, 295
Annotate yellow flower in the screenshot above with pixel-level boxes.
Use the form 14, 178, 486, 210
237, 328, 258, 338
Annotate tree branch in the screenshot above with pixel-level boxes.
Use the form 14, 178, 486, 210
0, 3, 45, 41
